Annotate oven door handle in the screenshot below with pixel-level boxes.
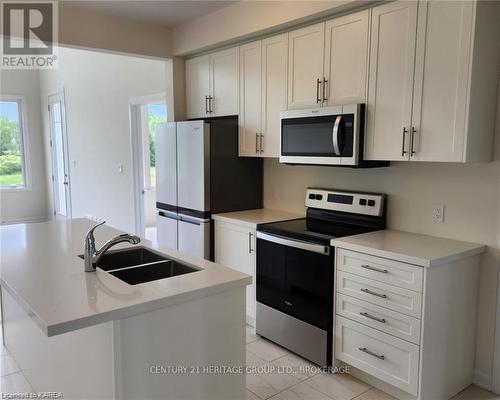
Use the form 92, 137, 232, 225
332, 115, 342, 156
257, 231, 330, 255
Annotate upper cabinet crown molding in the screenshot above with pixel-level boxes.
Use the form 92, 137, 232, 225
186, 47, 239, 119
365, 0, 499, 163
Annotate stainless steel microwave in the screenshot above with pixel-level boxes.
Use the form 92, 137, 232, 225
279, 104, 388, 168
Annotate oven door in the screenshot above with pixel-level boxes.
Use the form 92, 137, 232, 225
256, 232, 333, 330
279, 105, 359, 166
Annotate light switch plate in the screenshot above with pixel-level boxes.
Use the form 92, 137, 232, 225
432, 205, 445, 223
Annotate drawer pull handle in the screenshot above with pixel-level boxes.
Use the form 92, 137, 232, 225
361, 264, 388, 274
360, 312, 386, 323
360, 288, 387, 299
359, 347, 385, 360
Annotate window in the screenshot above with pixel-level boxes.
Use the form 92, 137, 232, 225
143, 103, 167, 189
0, 97, 29, 189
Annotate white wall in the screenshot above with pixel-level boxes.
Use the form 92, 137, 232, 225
173, 0, 373, 55
39, 47, 167, 233
264, 90, 500, 384
0, 70, 48, 223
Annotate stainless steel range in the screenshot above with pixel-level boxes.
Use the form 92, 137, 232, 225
255, 188, 387, 366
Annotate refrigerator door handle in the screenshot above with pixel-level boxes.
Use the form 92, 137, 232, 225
179, 214, 209, 225
158, 210, 180, 220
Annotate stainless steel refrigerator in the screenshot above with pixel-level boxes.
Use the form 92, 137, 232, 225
155, 117, 262, 260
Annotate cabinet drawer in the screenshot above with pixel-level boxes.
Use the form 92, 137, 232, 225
337, 271, 422, 318
335, 316, 419, 395
336, 294, 421, 344
337, 249, 423, 292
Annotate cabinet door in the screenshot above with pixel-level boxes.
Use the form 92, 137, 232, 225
215, 221, 256, 322
261, 33, 288, 158
324, 10, 369, 106
288, 22, 325, 109
210, 47, 239, 116
365, 1, 418, 161
410, 1, 474, 162
239, 41, 262, 157
185, 55, 210, 119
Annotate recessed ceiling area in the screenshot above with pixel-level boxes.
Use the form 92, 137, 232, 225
62, 1, 238, 27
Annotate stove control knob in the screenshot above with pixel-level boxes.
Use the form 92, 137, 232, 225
315, 194, 323, 200
359, 199, 367, 206
367, 199, 376, 207
308, 193, 316, 200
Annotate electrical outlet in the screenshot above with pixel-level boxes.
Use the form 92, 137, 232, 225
432, 205, 445, 223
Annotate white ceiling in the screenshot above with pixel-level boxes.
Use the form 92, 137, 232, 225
63, 1, 238, 28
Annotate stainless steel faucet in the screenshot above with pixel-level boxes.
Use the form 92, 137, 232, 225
83, 221, 141, 272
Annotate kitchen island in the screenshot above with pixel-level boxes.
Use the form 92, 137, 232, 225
0, 218, 250, 400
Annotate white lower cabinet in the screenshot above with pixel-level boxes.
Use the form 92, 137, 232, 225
334, 246, 481, 399
214, 220, 256, 324
336, 316, 419, 395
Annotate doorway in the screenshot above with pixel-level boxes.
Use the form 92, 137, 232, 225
48, 92, 71, 219
130, 94, 167, 242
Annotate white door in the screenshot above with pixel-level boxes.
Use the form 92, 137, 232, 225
156, 210, 178, 251
215, 221, 256, 323
210, 47, 239, 117
261, 33, 288, 158
410, 1, 473, 162
178, 217, 210, 260
365, 1, 418, 161
186, 55, 210, 119
288, 22, 325, 109
48, 93, 71, 219
324, 10, 370, 106
239, 40, 262, 157
176, 121, 210, 213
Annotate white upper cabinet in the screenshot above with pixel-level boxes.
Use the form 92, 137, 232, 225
324, 10, 370, 106
366, 0, 498, 162
410, 1, 472, 162
288, 23, 325, 109
210, 47, 239, 117
239, 33, 288, 158
239, 41, 262, 156
185, 47, 239, 119
186, 55, 210, 119
365, 1, 418, 161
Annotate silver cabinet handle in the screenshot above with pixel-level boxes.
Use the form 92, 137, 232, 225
360, 312, 386, 323
255, 133, 259, 154
259, 133, 264, 154
208, 96, 213, 114
316, 78, 321, 103
360, 288, 387, 298
248, 232, 253, 254
332, 115, 342, 155
322, 78, 328, 103
402, 127, 408, 156
359, 347, 385, 360
410, 127, 417, 156
361, 264, 388, 274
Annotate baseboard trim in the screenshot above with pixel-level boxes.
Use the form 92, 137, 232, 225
473, 369, 492, 391
1, 216, 49, 225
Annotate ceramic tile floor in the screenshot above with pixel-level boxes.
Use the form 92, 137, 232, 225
1, 326, 499, 400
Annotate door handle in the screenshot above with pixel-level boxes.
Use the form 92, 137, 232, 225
360, 312, 386, 323
360, 288, 387, 299
332, 116, 342, 155
205, 96, 209, 114
316, 78, 321, 103
208, 96, 213, 114
259, 133, 263, 154
358, 347, 385, 360
255, 133, 259, 154
361, 264, 388, 274
248, 232, 253, 254
402, 127, 408, 156
410, 127, 417, 156
322, 78, 328, 103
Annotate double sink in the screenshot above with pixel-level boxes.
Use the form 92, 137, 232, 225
80, 247, 199, 285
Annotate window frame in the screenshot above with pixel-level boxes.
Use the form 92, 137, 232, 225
0, 95, 31, 192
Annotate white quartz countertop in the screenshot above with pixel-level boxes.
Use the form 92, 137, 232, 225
331, 229, 485, 267
0, 219, 251, 337
212, 209, 304, 228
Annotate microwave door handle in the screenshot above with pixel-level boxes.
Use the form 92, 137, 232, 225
332, 115, 342, 155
